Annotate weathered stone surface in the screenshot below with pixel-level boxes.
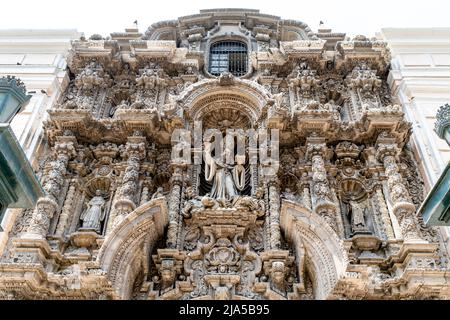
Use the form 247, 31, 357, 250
0, 9, 449, 300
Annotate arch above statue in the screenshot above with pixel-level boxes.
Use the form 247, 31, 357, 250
178, 77, 271, 124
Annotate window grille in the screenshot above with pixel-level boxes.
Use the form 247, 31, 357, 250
209, 41, 248, 76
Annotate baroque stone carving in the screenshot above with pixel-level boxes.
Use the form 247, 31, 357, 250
1, 9, 449, 301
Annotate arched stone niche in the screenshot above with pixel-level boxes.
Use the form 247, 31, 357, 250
178, 78, 271, 125
280, 200, 348, 299
97, 198, 168, 299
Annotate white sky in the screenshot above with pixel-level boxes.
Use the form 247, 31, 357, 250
1, 0, 449, 37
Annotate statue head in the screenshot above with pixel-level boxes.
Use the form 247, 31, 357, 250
185, 186, 195, 199
255, 187, 264, 198
271, 261, 286, 286
235, 154, 245, 165
95, 189, 102, 196
160, 259, 176, 288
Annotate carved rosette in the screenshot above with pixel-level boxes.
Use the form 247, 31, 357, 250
376, 142, 422, 242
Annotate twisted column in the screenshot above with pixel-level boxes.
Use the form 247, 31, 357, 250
307, 139, 338, 232
112, 135, 146, 228
266, 177, 281, 249
374, 185, 395, 240
166, 166, 183, 248
376, 137, 423, 242
25, 136, 76, 239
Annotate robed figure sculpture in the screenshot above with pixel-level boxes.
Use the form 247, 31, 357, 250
80, 189, 106, 233
204, 141, 245, 202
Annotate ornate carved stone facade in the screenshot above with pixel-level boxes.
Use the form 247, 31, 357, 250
0, 9, 449, 300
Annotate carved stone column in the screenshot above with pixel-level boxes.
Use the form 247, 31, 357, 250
374, 185, 395, 240
331, 186, 346, 238
376, 135, 423, 242
54, 179, 77, 237
266, 177, 281, 249
263, 181, 271, 250
112, 134, 146, 227
166, 166, 183, 248
249, 144, 259, 195
24, 136, 77, 239
306, 137, 338, 232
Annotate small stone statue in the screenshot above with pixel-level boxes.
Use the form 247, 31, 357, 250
281, 188, 297, 202
182, 187, 204, 218
270, 261, 287, 294
348, 200, 369, 234
151, 187, 165, 200
80, 190, 106, 233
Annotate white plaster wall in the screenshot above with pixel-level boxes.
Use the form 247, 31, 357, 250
382, 28, 450, 255
0, 29, 81, 254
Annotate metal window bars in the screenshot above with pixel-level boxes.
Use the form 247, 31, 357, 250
209, 41, 248, 77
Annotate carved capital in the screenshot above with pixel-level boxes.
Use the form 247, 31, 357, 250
305, 136, 327, 160
123, 135, 147, 161
25, 197, 58, 239
54, 137, 77, 160
375, 144, 399, 163
345, 62, 382, 92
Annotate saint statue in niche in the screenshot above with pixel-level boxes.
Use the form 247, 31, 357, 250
348, 200, 370, 234
204, 141, 245, 203
80, 190, 106, 233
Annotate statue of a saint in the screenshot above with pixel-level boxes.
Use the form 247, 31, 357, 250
80, 190, 106, 233
348, 200, 367, 233
204, 142, 245, 202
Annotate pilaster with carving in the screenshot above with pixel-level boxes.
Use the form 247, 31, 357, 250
166, 166, 183, 248
373, 185, 395, 240
25, 136, 77, 239
54, 179, 77, 237
112, 134, 146, 227
307, 138, 338, 233
267, 178, 281, 249
376, 135, 423, 242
